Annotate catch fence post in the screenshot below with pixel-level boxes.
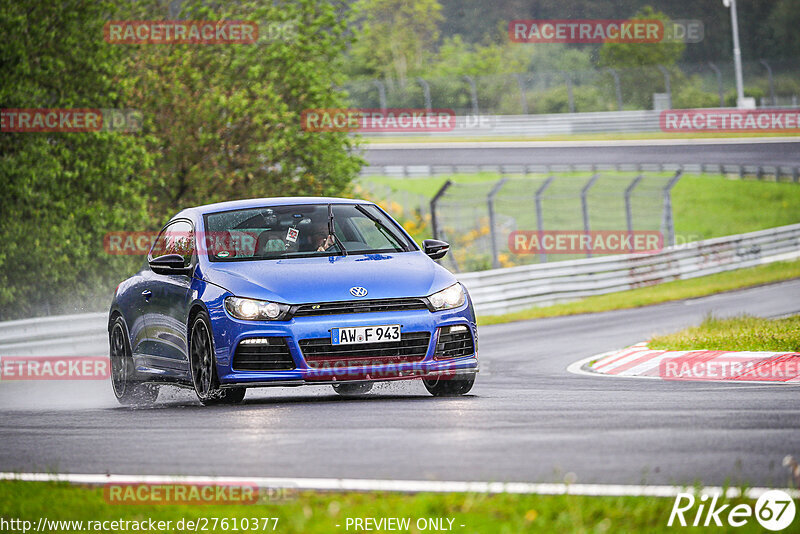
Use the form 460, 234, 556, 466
487, 178, 508, 269
759, 59, 776, 106
581, 174, 600, 258
535, 176, 555, 263
416, 77, 432, 111
624, 175, 643, 236
463, 75, 479, 115
708, 62, 725, 107
516, 74, 529, 114
662, 170, 683, 247
372, 80, 387, 110
430, 180, 452, 241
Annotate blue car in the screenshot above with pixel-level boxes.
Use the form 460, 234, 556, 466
108, 197, 478, 405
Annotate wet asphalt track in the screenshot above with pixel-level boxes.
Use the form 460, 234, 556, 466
363, 139, 800, 168
0, 280, 799, 487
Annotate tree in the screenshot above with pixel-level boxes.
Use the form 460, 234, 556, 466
123, 0, 364, 221
765, 0, 800, 60
598, 7, 684, 70
0, 0, 152, 319
0, 0, 364, 319
598, 7, 686, 110
348, 0, 443, 83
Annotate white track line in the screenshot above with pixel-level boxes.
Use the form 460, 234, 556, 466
1, 472, 796, 499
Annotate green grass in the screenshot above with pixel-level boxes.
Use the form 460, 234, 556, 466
649, 315, 800, 352
0, 480, 782, 533
672, 176, 800, 240
477, 259, 800, 326
362, 131, 800, 144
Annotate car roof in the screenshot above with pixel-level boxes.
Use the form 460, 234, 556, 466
174, 197, 374, 220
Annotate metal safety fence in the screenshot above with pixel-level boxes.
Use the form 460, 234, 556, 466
351, 109, 800, 137
343, 59, 800, 116
458, 222, 800, 315
426, 171, 681, 273
360, 163, 800, 182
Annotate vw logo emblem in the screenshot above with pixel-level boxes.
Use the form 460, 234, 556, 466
349, 286, 368, 297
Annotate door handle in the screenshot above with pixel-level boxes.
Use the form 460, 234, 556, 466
141, 290, 152, 301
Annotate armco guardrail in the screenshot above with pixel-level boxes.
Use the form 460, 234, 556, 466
0, 224, 798, 353
458, 223, 800, 315
358, 109, 800, 138
0, 312, 107, 357
362, 111, 661, 137
360, 162, 800, 182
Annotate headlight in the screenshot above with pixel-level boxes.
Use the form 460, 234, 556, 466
224, 296, 290, 321
426, 283, 466, 311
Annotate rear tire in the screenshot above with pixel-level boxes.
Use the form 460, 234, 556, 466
109, 318, 159, 406
332, 382, 373, 396
423, 373, 475, 397
189, 311, 245, 405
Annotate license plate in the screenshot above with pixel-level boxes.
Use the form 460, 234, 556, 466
332, 325, 401, 345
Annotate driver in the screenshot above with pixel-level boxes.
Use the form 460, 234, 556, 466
309, 224, 335, 252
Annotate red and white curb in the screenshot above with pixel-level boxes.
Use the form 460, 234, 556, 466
568, 343, 800, 384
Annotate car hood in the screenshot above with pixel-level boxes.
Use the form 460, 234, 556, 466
200, 252, 456, 304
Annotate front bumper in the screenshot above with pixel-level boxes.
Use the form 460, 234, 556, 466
209, 303, 478, 387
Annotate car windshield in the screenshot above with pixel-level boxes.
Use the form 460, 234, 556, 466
202, 203, 416, 261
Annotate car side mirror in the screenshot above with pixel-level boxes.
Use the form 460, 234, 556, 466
149, 254, 193, 275
422, 239, 450, 260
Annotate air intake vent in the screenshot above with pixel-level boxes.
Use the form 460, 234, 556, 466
433, 325, 475, 360
233, 337, 295, 371
299, 332, 431, 368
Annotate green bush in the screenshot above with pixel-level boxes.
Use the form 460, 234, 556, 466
0, 1, 151, 320
672, 83, 720, 109
724, 87, 766, 107
530, 85, 615, 114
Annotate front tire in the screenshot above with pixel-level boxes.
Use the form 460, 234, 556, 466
109, 318, 159, 406
189, 312, 245, 406
423, 373, 475, 397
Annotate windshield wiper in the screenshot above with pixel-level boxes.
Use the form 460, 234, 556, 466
355, 204, 406, 251
328, 204, 347, 256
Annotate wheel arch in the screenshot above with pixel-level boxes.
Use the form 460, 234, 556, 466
108, 308, 124, 332
187, 300, 210, 336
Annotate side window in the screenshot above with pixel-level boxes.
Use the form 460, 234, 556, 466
149, 220, 195, 267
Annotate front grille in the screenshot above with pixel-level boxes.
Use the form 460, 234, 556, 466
299, 332, 431, 368
291, 298, 429, 317
433, 326, 475, 359
232, 337, 295, 371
